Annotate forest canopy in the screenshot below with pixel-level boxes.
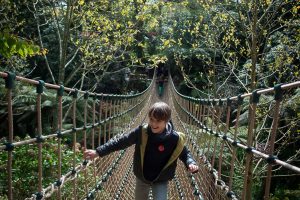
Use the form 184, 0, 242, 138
0, 0, 298, 96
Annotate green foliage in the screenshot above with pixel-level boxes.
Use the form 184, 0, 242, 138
271, 186, 300, 200
159, 0, 300, 97
0, 0, 299, 199
0, 137, 82, 199
0, 32, 41, 59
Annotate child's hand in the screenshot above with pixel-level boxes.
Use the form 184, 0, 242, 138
84, 149, 98, 160
188, 164, 199, 173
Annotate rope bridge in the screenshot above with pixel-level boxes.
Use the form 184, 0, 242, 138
0, 71, 299, 200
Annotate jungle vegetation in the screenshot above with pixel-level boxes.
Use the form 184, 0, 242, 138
0, 0, 299, 199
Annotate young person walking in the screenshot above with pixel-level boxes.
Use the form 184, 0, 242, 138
84, 101, 198, 200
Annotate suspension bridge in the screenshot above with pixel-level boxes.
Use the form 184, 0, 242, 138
0, 71, 299, 200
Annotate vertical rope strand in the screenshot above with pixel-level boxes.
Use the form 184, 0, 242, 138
83, 92, 89, 195
56, 86, 64, 200
36, 80, 44, 197
5, 72, 15, 200
263, 85, 282, 200
98, 96, 103, 146
242, 91, 260, 200
72, 90, 78, 200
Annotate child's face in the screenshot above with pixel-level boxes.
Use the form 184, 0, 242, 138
149, 116, 167, 134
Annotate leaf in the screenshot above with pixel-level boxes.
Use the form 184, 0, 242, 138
18, 48, 24, 57
0, 33, 40, 58
163, 40, 170, 47
79, 0, 84, 5
4, 41, 9, 48
42, 100, 53, 108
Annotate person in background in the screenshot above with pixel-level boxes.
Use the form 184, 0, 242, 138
84, 101, 198, 200
158, 74, 165, 97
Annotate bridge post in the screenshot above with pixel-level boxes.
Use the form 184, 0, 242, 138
108, 96, 113, 140
4, 72, 16, 200
56, 85, 64, 200
98, 95, 103, 146
263, 85, 283, 200
36, 80, 45, 198
242, 90, 260, 200
83, 91, 90, 195
71, 89, 78, 200
104, 96, 108, 143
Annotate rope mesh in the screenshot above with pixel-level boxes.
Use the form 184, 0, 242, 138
0, 71, 299, 200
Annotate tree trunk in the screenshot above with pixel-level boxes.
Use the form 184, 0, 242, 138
133, 0, 145, 59
58, 0, 73, 85
250, 0, 258, 91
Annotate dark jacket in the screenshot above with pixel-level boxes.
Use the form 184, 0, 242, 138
96, 123, 196, 184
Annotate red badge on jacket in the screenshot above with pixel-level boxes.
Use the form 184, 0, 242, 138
158, 144, 165, 152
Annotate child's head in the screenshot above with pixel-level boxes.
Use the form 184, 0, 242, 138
148, 102, 171, 134
148, 102, 171, 122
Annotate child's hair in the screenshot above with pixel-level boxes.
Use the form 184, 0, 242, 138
148, 102, 171, 121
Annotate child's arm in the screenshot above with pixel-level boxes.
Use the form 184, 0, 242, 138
179, 146, 199, 173
84, 127, 139, 160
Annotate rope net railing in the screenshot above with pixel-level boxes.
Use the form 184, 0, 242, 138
169, 76, 300, 200
0, 71, 155, 199
1, 70, 300, 200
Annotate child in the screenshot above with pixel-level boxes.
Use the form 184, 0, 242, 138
84, 101, 198, 200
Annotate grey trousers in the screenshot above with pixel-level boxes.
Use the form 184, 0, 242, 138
135, 178, 168, 200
